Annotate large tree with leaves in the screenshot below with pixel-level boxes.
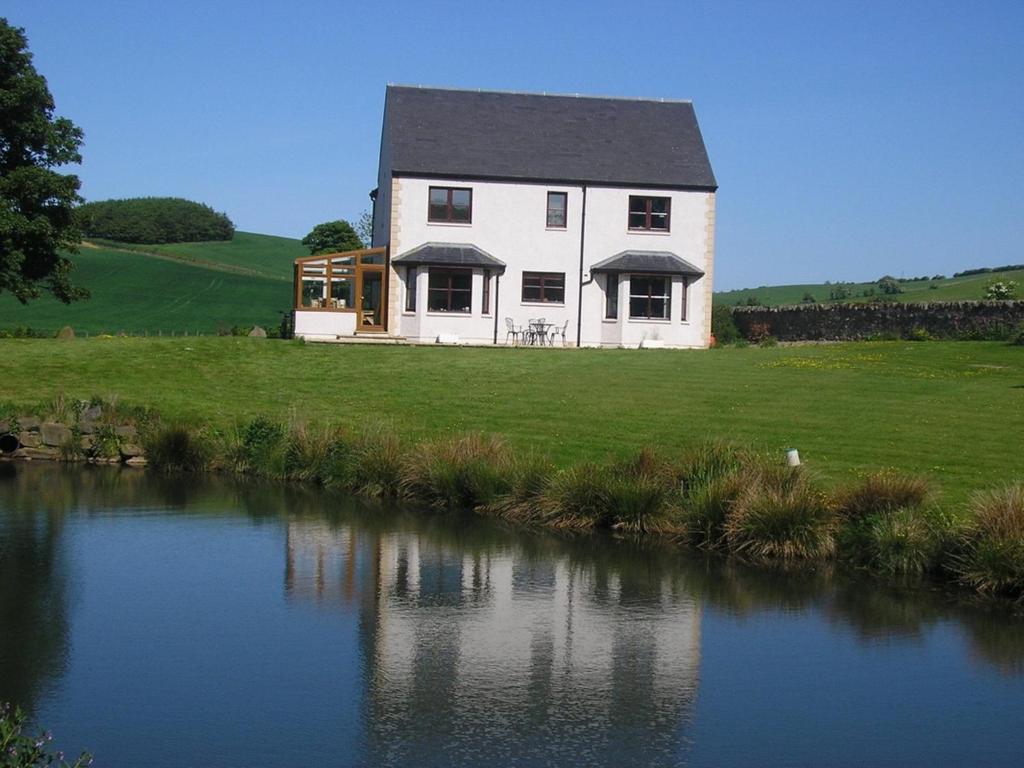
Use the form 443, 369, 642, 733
301, 219, 363, 255
0, 18, 86, 303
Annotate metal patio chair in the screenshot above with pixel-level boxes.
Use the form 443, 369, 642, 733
550, 320, 569, 346
504, 317, 522, 345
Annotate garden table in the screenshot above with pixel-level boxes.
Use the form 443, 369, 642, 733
530, 321, 554, 346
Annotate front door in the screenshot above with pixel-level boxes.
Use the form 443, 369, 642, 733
358, 270, 384, 331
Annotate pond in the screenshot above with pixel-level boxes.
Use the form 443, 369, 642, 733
1, 463, 1023, 767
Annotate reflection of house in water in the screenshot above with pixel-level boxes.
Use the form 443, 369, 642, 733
286, 520, 702, 766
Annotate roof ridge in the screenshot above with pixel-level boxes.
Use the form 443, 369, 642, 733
386, 83, 693, 105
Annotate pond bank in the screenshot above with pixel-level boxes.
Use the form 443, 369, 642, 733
2, 400, 1022, 610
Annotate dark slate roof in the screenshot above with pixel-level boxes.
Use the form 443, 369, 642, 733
590, 251, 704, 276
392, 242, 506, 272
383, 85, 716, 189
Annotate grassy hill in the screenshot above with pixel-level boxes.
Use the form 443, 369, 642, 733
0, 232, 301, 335
716, 267, 1024, 307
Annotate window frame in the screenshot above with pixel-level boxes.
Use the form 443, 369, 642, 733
546, 191, 568, 229
404, 266, 417, 313
521, 271, 566, 304
627, 195, 671, 232
427, 267, 473, 314
428, 186, 473, 224
605, 273, 619, 319
482, 269, 492, 315
680, 276, 688, 321
628, 274, 672, 320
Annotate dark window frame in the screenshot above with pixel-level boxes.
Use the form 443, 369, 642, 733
680, 276, 688, 321
605, 273, 619, 319
428, 186, 473, 224
482, 269, 492, 315
521, 271, 566, 304
628, 195, 671, 232
404, 266, 417, 312
427, 267, 473, 313
546, 191, 568, 229
628, 274, 672, 320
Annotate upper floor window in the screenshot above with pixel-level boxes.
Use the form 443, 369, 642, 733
429, 187, 472, 223
629, 275, 671, 319
628, 195, 670, 232
546, 192, 567, 228
522, 271, 565, 304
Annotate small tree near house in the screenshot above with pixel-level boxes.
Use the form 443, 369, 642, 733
301, 220, 363, 255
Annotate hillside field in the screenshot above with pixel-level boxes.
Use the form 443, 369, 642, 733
0, 233, 301, 335
0, 337, 1021, 503
716, 268, 1024, 307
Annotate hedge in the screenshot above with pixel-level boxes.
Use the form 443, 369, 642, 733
730, 301, 1024, 342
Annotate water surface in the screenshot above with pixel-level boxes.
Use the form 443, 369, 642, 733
1, 464, 1023, 767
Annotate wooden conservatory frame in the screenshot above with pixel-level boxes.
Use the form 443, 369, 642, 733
293, 247, 389, 332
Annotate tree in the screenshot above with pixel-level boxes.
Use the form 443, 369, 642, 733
0, 19, 87, 303
877, 275, 903, 295
355, 210, 373, 247
301, 219, 363, 255
801, 291, 816, 304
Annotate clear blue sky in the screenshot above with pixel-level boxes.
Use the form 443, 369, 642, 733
7, 0, 1023, 290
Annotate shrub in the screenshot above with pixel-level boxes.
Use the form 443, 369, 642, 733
906, 326, 931, 341
78, 197, 234, 243
711, 305, 740, 345
834, 471, 933, 521
829, 285, 852, 301
877, 276, 903, 295
676, 471, 746, 547
801, 292, 816, 304
535, 462, 612, 529
725, 472, 837, 560
238, 416, 287, 476
0, 702, 92, 767
984, 279, 1018, 301
143, 424, 210, 473
954, 485, 1024, 601
400, 433, 517, 510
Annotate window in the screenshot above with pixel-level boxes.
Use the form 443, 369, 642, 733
482, 269, 492, 314
427, 268, 472, 312
629, 275, 671, 319
428, 187, 472, 223
521, 271, 565, 304
546, 191, 567, 228
680, 277, 688, 321
605, 273, 619, 319
628, 195, 671, 231
405, 267, 417, 312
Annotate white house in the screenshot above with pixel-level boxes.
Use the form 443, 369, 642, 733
293, 85, 718, 348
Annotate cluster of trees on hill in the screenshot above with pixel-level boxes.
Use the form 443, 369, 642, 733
77, 197, 235, 244
954, 264, 1024, 278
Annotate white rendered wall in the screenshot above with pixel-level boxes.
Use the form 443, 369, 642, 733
293, 310, 356, 340
390, 177, 713, 348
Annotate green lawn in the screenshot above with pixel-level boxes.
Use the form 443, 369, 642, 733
0, 244, 293, 335
1, 338, 1020, 502
716, 268, 1024, 307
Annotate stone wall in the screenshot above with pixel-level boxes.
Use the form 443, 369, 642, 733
0, 405, 146, 465
730, 301, 1024, 342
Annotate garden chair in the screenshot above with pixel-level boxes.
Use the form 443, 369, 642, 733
525, 318, 538, 345
504, 317, 522, 345
550, 320, 569, 346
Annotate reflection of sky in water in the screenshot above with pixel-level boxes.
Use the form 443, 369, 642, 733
1, 464, 1023, 767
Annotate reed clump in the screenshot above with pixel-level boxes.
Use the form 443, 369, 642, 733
724, 469, 838, 560
834, 471, 933, 520
143, 424, 210, 473
953, 485, 1024, 602
400, 433, 518, 510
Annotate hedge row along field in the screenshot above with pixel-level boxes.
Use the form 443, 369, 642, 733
4, 397, 1020, 607
728, 301, 1024, 342
78, 197, 234, 243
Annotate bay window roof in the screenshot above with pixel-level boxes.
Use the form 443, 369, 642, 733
590, 250, 704, 276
